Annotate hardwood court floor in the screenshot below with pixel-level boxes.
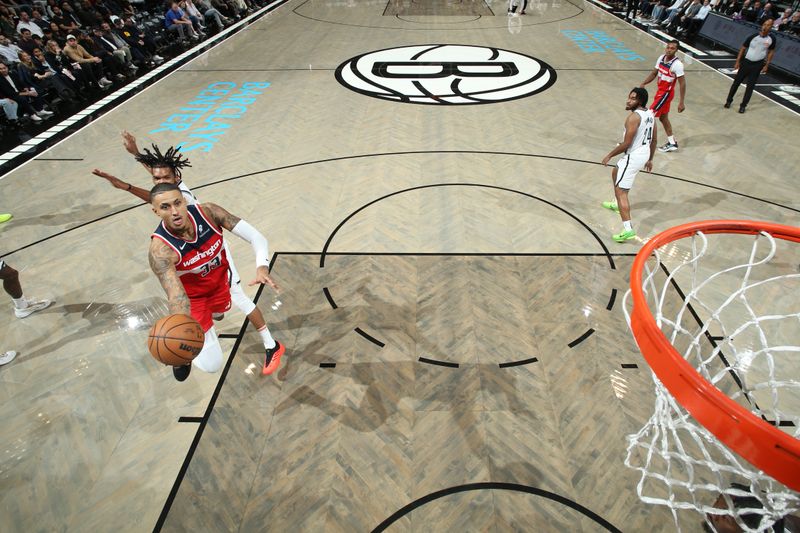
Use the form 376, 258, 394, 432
0, 0, 797, 531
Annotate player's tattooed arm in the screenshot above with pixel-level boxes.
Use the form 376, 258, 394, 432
149, 239, 191, 316
201, 202, 241, 231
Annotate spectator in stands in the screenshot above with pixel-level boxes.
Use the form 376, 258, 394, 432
756, 2, 776, 23
17, 29, 38, 54
57, 3, 83, 32
772, 8, 792, 29
62, 34, 113, 88
736, 0, 757, 21
30, 8, 50, 33
44, 0, 59, 18
48, 21, 66, 44
0, 8, 15, 37
661, 0, 690, 26
18, 48, 75, 102
17, 10, 44, 38
677, 0, 708, 34
90, 25, 133, 78
32, 46, 81, 99
650, 0, 676, 22
785, 11, 800, 34
0, 89, 19, 123
0, 33, 23, 64
187, 0, 229, 33
44, 38, 95, 92
0, 61, 54, 123
74, 1, 102, 28
116, 17, 163, 64
165, 1, 199, 41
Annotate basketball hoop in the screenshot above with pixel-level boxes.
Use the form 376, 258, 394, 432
623, 220, 800, 532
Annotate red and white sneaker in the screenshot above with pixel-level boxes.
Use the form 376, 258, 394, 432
262, 341, 285, 375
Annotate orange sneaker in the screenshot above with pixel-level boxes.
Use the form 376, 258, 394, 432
262, 341, 285, 375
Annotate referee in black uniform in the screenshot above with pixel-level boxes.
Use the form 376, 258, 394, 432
724, 18, 777, 113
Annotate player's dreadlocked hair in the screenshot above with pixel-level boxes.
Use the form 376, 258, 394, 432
135, 144, 192, 178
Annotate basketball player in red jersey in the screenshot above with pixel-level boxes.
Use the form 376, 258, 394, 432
148, 182, 285, 381
639, 40, 686, 153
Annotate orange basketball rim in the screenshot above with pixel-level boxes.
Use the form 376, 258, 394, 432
628, 220, 800, 492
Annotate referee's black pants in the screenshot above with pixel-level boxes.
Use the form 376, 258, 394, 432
725, 58, 763, 108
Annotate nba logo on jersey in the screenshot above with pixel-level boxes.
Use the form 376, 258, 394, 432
336, 44, 557, 105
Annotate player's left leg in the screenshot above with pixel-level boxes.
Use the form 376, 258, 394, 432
0, 261, 53, 318
611, 158, 639, 242
192, 327, 224, 373
659, 113, 678, 151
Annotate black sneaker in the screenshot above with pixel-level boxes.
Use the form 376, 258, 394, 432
173, 364, 191, 382
723, 101, 731, 109
738, 105, 746, 113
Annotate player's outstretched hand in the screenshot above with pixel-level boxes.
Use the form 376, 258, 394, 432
250, 265, 280, 291
121, 130, 140, 156
92, 168, 127, 189
601, 155, 611, 166
644, 160, 653, 172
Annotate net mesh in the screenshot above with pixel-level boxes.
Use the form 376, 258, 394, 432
623, 229, 800, 532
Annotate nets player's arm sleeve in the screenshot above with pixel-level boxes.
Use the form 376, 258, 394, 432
202, 202, 270, 267
231, 221, 269, 268
149, 239, 191, 316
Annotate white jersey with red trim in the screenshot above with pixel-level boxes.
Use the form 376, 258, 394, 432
655, 54, 684, 91
151, 204, 230, 299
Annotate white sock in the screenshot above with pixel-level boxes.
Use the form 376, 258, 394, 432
668, 135, 676, 144
258, 325, 276, 349
623, 220, 633, 232
12, 297, 27, 309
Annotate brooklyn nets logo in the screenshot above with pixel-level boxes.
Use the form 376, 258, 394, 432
335, 44, 557, 105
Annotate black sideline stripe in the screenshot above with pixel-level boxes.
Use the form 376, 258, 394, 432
354, 327, 385, 348
568, 328, 595, 348
323, 287, 338, 309
319, 362, 336, 368
418, 357, 459, 368
372, 482, 621, 532
499, 357, 538, 368
621, 363, 639, 369
606, 288, 617, 310
178, 416, 203, 423
218, 333, 238, 339
154, 254, 277, 531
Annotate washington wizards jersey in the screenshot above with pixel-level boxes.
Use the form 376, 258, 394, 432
151, 204, 230, 299
655, 54, 684, 91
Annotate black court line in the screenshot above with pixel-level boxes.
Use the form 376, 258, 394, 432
218, 333, 239, 339
322, 287, 338, 309
179, 68, 336, 71
318, 183, 616, 270
373, 482, 621, 532
396, 14, 482, 24
294, 0, 583, 30
33, 158, 85, 161
482, 0, 495, 16
319, 362, 336, 368
279, 251, 640, 257
499, 357, 538, 368
153, 254, 275, 532
606, 289, 618, 311
354, 327, 386, 348
418, 357, 459, 368
3, 150, 797, 260
568, 328, 595, 348
621, 363, 639, 369
178, 416, 203, 423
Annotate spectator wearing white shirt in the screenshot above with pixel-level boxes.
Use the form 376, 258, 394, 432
16, 11, 44, 38
679, 0, 712, 35
0, 34, 23, 64
772, 8, 792, 30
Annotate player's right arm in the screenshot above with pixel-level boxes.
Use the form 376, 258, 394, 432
148, 238, 191, 316
92, 168, 151, 202
640, 68, 657, 87
602, 113, 640, 166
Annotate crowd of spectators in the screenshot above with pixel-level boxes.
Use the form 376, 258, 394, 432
0, 0, 266, 141
616, 0, 800, 39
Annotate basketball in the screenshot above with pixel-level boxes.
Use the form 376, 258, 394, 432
147, 314, 205, 366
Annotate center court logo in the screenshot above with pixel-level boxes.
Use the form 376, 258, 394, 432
335, 44, 557, 105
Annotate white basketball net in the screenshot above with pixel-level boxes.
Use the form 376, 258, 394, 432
622, 229, 800, 532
